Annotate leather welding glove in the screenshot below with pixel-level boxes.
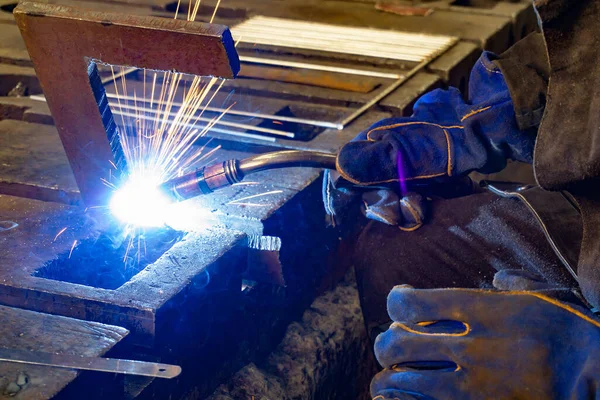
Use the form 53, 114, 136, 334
325, 51, 536, 227
323, 168, 426, 230
371, 285, 600, 400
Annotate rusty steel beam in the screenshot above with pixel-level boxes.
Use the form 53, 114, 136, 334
13, 1, 240, 206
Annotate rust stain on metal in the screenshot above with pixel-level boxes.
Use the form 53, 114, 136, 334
13, 1, 239, 206
375, 2, 434, 16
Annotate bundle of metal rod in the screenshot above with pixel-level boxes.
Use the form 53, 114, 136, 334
231, 16, 455, 62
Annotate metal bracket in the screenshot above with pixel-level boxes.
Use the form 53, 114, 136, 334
14, 1, 239, 205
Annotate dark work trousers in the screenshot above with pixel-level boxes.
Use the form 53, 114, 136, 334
353, 191, 580, 345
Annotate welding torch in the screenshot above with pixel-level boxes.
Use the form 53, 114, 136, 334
159, 150, 337, 202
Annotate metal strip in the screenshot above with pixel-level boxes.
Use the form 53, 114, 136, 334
239, 56, 403, 79
0, 348, 181, 379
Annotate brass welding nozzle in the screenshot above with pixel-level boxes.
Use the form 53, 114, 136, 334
159, 160, 244, 202
158, 150, 338, 203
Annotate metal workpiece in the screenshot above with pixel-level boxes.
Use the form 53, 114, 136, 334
0, 119, 80, 205
159, 150, 337, 202
0, 194, 248, 346
14, 1, 239, 206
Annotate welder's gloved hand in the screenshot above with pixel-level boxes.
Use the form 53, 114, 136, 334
323, 169, 426, 230
371, 285, 600, 400
326, 51, 536, 226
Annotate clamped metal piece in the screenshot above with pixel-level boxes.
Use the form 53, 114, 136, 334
14, 2, 240, 206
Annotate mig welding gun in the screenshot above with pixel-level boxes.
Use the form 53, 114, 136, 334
159, 150, 337, 202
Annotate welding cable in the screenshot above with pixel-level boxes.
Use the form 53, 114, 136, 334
159, 150, 337, 202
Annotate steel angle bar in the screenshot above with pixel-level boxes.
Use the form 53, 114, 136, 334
14, 1, 239, 206
0, 348, 181, 379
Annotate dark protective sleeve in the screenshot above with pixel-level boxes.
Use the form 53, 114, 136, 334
531, 0, 600, 310
491, 33, 550, 130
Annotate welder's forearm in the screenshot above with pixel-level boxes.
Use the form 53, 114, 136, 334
492, 32, 550, 130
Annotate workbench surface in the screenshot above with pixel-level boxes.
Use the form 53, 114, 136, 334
0, 305, 128, 399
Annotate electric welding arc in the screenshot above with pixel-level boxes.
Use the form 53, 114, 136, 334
159, 150, 336, 202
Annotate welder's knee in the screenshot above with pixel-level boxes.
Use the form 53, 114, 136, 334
352, 191, 567, 346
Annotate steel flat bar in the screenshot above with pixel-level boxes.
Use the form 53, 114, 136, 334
239, 56, 403, 79
239, 63, 380, 93
0, 348, 181, 379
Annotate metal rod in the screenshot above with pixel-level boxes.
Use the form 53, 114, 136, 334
112, 110, 277, 142
235, 29, 444, 52
110, 102, 295, 138
239, 56, 402, 80
236, 32, 437, 57
0, 348, 181, 379
105, 93, 343, 130
234, 16, 453, 45
232, 16, 455, 62
29, 94, 291, 139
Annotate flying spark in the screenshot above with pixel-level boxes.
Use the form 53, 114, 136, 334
68, 240, 77, 259
53, 227, 68, 242
105, 0, 281, 235
107, 0, 230, 228
227, 190, 283, 205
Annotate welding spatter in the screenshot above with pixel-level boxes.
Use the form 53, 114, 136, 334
158, 150, 337, 202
